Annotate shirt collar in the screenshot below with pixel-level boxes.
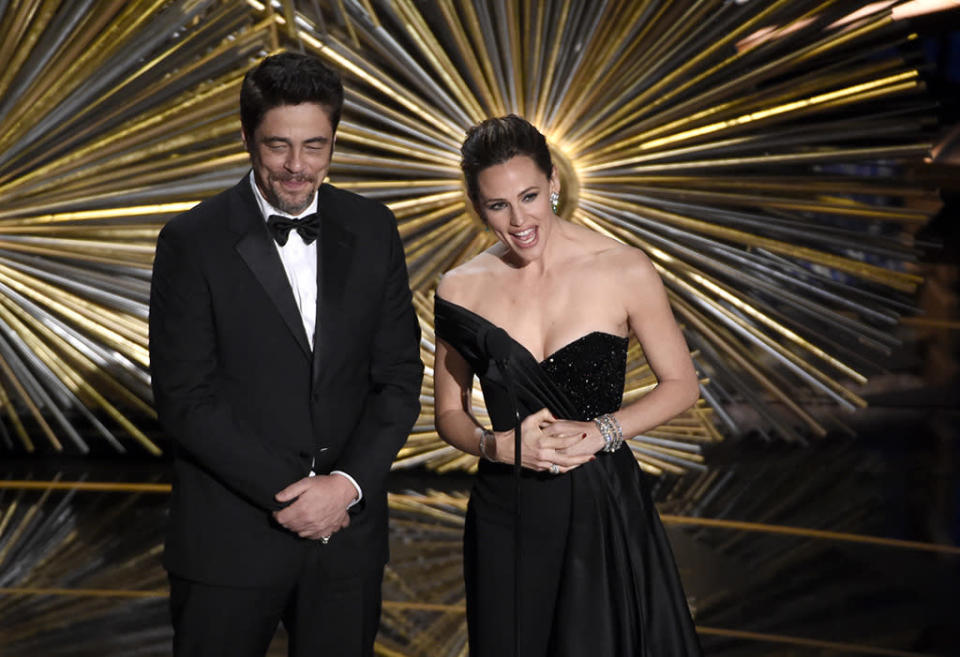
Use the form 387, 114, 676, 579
248, 170, 319, 223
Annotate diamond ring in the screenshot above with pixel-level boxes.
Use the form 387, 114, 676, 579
549, 464, 560, 475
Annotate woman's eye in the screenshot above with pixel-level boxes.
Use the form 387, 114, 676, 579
487, 202, 505, 211
523, 192, 538, 202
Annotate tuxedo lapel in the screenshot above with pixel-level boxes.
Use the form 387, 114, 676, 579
230, 180, 312, 359
313, 186, 356, 385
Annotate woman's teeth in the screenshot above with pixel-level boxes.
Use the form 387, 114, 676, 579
513, 227, 536, 245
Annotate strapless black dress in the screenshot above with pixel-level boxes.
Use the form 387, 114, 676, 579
435, 296, 702, 657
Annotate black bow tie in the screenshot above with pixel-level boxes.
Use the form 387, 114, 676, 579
267, 213, 321, 246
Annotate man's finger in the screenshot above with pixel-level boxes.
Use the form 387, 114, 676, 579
274, 508, 301, 529
275, 477, 312, 503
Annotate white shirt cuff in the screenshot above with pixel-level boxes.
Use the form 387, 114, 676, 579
330, 470, 362, 508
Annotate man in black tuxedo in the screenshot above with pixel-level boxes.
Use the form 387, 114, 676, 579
149, 52, 423, 656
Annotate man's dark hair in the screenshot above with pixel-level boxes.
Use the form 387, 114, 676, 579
240, 52, 344, 138
460, 114, 553, 205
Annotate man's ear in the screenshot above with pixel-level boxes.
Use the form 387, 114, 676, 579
241, 127, 250, 152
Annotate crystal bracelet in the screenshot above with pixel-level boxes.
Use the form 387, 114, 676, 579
478, 428, 496, 461
593, 413, 624, 453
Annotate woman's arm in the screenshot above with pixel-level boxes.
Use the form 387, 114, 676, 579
616, 249, 700, 434
433, 335, 490, 458
434, 335, 591, 471
550, 248, 699, 454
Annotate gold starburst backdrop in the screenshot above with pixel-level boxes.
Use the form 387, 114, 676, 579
0, 1, 942, 478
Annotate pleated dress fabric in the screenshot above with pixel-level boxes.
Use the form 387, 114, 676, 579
435, 296, 702, 657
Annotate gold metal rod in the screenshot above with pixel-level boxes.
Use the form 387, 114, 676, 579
455, 0, 507, 115
0, 0, 169, 156
581, 185, 929, 223
533, 0, 572, 126
568, 0, 796, 146
576, 3, 888, 149
659, 514, 960, 555
391, 0, 485, 121
337, 126, 460, 166
0, 3, 119, 151
665, 291, 828, 435
0, 496, 18, 538
0, 584, 939, 656
0, 295, 155, 418
641, 72, 920, 153
0, 481, 170, 492
0, 379, 33, 452
0, 475, 59, 566
344, 87, 461, 148
506, 0, 524, 116
554, 0, 664, 137
12, 134, 243, 204
0, 0, 45, 79
0, 268, 149, 364
0, 351, 62, 450
0, 263, 147, 342
0, 83, 239, 191
0, 242, 152, 268
300, 32, 464, 140
0, 0, 57, 102
0, 587, 165, 599
0, 203, 196, 226
586, 143, 931, 176
900, 317, 960, 330
18, 11, 264, 175
587, 57, 912, 160
583, 78, 924, 169
580, 193, 922, 291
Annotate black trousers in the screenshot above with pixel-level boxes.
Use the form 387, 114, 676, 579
169, 548, 383, 657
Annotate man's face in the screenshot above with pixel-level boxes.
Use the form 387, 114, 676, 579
243, 102, 335, 215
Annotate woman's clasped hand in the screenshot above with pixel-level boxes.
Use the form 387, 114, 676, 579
485, 407, 603, 473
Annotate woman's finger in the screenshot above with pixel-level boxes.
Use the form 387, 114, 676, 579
537, 433, 585, 450
539, 425, 581, 439
550, 452, 595, 467
529, 407, 556, 425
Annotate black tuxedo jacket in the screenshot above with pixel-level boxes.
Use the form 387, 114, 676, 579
149, 176, 422, 587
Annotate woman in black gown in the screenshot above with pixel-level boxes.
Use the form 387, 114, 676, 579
433, 115, 702, 656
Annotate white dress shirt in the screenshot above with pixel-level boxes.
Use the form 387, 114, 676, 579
249, 172, 362, 506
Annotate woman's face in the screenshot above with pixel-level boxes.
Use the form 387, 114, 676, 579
475, 155, 559, 264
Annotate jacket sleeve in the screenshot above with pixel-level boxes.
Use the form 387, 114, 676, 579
333, 211, 423, 501
149, 221, 304, 511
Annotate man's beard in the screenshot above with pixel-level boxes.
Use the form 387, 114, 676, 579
262, 173, 317, 215
249, 152, 318, 215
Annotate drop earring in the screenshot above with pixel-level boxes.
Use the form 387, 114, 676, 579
550, 191, 560, 214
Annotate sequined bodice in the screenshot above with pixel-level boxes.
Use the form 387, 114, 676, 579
538, 332, 628, 421
433, 296, 628, 429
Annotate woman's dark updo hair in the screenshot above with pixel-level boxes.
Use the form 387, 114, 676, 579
460, 114, 553, 206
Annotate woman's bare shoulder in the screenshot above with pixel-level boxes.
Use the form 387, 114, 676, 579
564, 222, 654, 273
436, 250, 501, 305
